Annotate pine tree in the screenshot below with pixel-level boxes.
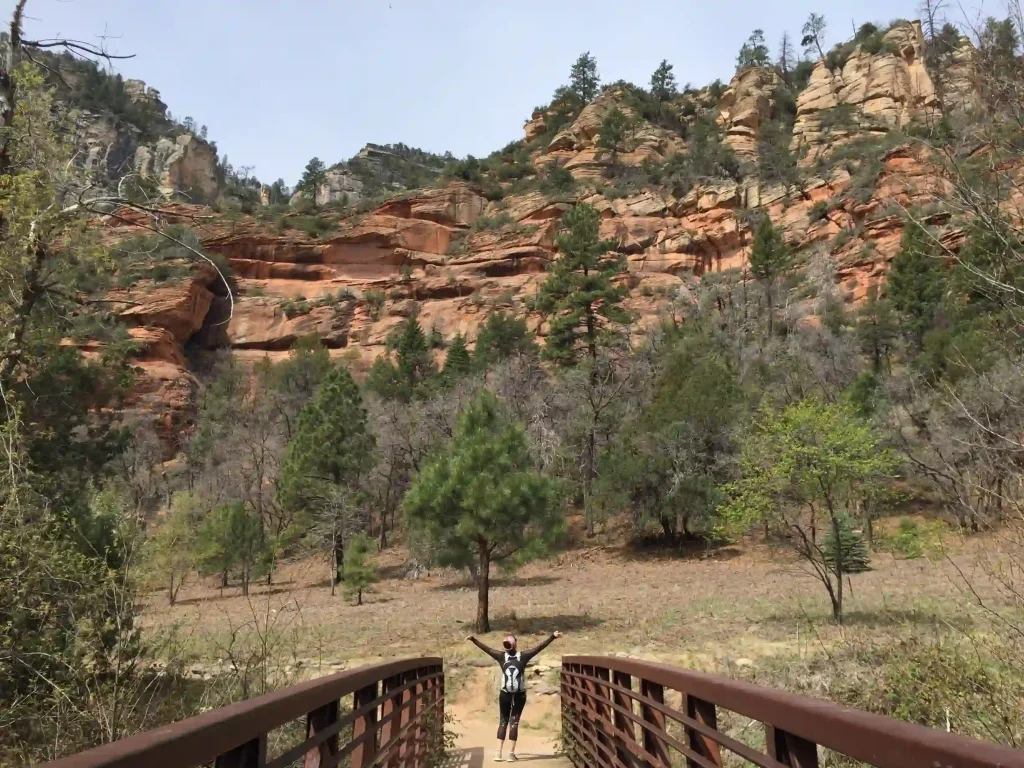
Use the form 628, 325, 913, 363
474, 312, 537, 369
748, 214, 792, 335
195, 500, 267, 596
367, 316, 438, 401
855, 285, 898, 374
597, 108, 629, 165
279, 364, 375, 586
823, 513, 871, 574
442, 333, 473, 381
404, 391, 562, 632
342, 533, 378, 605
650, 59, 678, 101
569, 52, 600, 103
536, 203, 631, 366
885, 221, 946, 352
737, 29, 772, 71
297, 157, 328, 208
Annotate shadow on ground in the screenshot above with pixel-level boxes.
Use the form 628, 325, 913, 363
489, 612, 604, 634
440, 747, 483, 767
434, 575, 562, 592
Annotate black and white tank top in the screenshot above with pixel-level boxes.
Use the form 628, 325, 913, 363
500, 651, 526, 693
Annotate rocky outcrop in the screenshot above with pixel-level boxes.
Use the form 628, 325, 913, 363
791, 22, 941, 160
718, 68, 780, 158
134, 133, 220, 200
538, 89, 683, 179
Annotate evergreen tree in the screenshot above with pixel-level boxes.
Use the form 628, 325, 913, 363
342, 533, 378, 605
296, 157, 328, 208
855, 285, 898, 374
748, 214, 792, 335
442, 333, 473, 381
404, 391, 562, 632
474, 311, 538, 369
778, 32, 795, 83
650, 59, 678, 101
597, 108, 629, 165
279, 364, 375, 585
536, 203, 631, 366
885, 221, 946, 353
823, 513, 871, 573
737, 29, 772, 71
801, 13, 828, 60
368, 315, 438, 401
569, 51, 600, 104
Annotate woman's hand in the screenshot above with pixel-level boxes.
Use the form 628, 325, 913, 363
553, 631, 563, 638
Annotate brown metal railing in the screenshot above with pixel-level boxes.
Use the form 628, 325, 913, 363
45, 657, 444, 768
561, 656, 1024, 768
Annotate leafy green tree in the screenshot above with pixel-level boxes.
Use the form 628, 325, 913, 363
650, 59, 678, 101
474, 311, 538, 369
536, 203, 631, 366
721, 400, 896, 623
597, 107, 630, 164
296, 157, 328, 208
599, 328, 739, 540
342, 533, 379, 605
748, 214, 792, 335
569, 51, 600, 103
143, 491, 199, 605
195, 500, 267, 595
404, 391, 562, 632
279, 364, 376, 586
737, 29, 772, 71
885, 221, 946, 353
442, 332, 473, 381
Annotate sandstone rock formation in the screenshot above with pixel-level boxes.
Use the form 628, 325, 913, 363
791, 22, 941, 159
134, 133, 220, 199
538, 89, 683, 179
718, 67, 780, 158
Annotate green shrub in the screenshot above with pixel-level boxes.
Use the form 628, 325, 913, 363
823, 514, 871, 573
809, 201, 830, 222
364, 290, 386, 319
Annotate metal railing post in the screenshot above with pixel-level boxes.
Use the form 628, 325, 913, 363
684, 694, 722, 767
215, 735, 267, 768
611, 671, 636, 766
640, 679, 670, 768
766, 725, 820, 768
350, 682, 379, 768
304, 700, 339, 768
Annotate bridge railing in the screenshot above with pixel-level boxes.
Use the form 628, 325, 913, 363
46, 657, 444, 768
561, 655, 1024, 768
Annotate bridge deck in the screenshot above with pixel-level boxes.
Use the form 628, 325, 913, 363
449, 714, 570, 767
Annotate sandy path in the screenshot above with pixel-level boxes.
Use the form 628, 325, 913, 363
447, 667, 570, 767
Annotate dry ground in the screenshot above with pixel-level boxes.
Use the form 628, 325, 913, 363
141, 531, 1000, 675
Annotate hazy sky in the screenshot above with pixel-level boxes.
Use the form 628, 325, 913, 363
18, 0, 935, 185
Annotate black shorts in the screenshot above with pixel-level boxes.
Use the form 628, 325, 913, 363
497, 690, 527, 740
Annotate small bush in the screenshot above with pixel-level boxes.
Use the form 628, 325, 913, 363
364, 290, 386, 320
823, 514, 871, 573
809, 201, 830, 222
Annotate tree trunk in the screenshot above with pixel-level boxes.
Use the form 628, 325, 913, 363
357, 588, 363, 606
169, 573, 176, 606
476, 542, 491, 633
334, 535, 344, 586
330, 533, 338, 597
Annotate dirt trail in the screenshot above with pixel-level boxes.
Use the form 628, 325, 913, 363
446, 667, 569, 767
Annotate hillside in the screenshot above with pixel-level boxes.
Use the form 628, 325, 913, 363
99, 20, 980, 439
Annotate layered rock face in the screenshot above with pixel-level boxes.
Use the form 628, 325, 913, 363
536, 88, 684, 179
717, 67, 781, 158
105, 18, 978, 443
791, 22, 941, 159
71, 76, 221, 199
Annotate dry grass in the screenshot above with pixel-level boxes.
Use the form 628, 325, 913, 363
140, 531, 1005, 675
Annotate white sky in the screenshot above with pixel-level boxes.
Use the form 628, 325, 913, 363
16, 0, 946, 184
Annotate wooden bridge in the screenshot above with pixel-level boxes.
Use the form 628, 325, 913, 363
45, 655, 1024, 768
